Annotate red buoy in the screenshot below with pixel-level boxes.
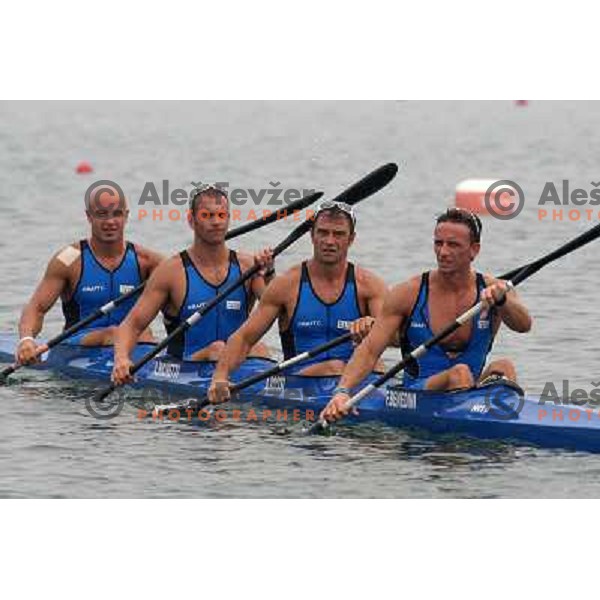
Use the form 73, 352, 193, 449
76, 161, 93, 174
514, 100, 529, 107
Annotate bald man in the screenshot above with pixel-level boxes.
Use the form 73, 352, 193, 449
16, 184, 163, 365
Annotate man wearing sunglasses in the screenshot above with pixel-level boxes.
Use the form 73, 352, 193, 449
321, 207, 533, 423
206, 200, 388, 404
111, 185, 274, 385
16, 184, 164, 365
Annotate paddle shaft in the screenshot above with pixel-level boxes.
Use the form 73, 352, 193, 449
500, 221, 600, 282
153, 332, 354, 414
222, 190, 322, 238
0, 282, 147, 381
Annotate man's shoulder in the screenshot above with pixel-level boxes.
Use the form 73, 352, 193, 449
151, 253, 184, 281
129, 242, 164, 268
51, 242, 83, 271
353, 264, 384, 286
129, 241, 155, 258
279, 263, 302, 285
262, 264, 302, 301
386, 274, 423, 313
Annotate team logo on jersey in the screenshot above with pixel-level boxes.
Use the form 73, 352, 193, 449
297, 319, 323, 328
410, 321, 426, 329
187, 302, 207, 311
477, 318, 490, 329
119, 284, 135, 294
226, 300, 241, 310
81, 285, 105, 293
337, 320, 352, 330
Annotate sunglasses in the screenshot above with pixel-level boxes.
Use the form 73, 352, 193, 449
189, 183, 229, 209
314, 200, 357, 227
437, 207, 482, 241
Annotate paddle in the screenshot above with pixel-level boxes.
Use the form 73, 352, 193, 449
498, 222, 600, 281
0, 283, 146, 382
91, 162, 399, 404
308, 220, 600, 434
223, 190, 322, 238
152, 331, 355, 415
0, 190, 324, 384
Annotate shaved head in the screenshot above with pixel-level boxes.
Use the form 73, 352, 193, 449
84, 180, 128, 213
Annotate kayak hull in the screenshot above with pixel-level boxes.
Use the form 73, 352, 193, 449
2, 334, 600, 452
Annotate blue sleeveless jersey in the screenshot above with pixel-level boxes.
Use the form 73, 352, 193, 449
280, 262, 363, 370
165, 250, 249, 359
400, 271, 495, 389
62, 240, 142, 330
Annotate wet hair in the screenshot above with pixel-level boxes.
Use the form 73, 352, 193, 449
436, 208, 482, 243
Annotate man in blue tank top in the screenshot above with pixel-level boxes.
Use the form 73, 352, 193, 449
322, 208, 533, 423
207, 201, 388, 404
111, 185, 274, 384
16, 184, 164, 365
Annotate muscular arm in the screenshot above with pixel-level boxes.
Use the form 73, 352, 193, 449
338, 282, 411, 390
485, 275, 532, 333
237, 251, 274, 305
114, 259, 173, 361
212, 275, 286, 381
360, 268, 387, 318
19, 254, 70, 338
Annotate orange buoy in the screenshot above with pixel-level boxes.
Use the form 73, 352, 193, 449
455, 179, 520, 216
76, 161, 93, 174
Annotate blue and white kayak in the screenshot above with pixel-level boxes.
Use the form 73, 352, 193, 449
254, 375, 600, 452
0, 334, 275, 400
2, 333, 600, 452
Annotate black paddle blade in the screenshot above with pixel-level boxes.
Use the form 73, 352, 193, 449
0, 364, 17, 383
91, 382, 117, 404
332, 163, 398, 206
305, 420, 332, 436
225, 191, 323, 240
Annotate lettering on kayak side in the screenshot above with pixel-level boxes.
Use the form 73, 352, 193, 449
264, 375, 285, 393
385, 389, 417, 410
470, 403, 489, 414
153, 361, 181, 379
